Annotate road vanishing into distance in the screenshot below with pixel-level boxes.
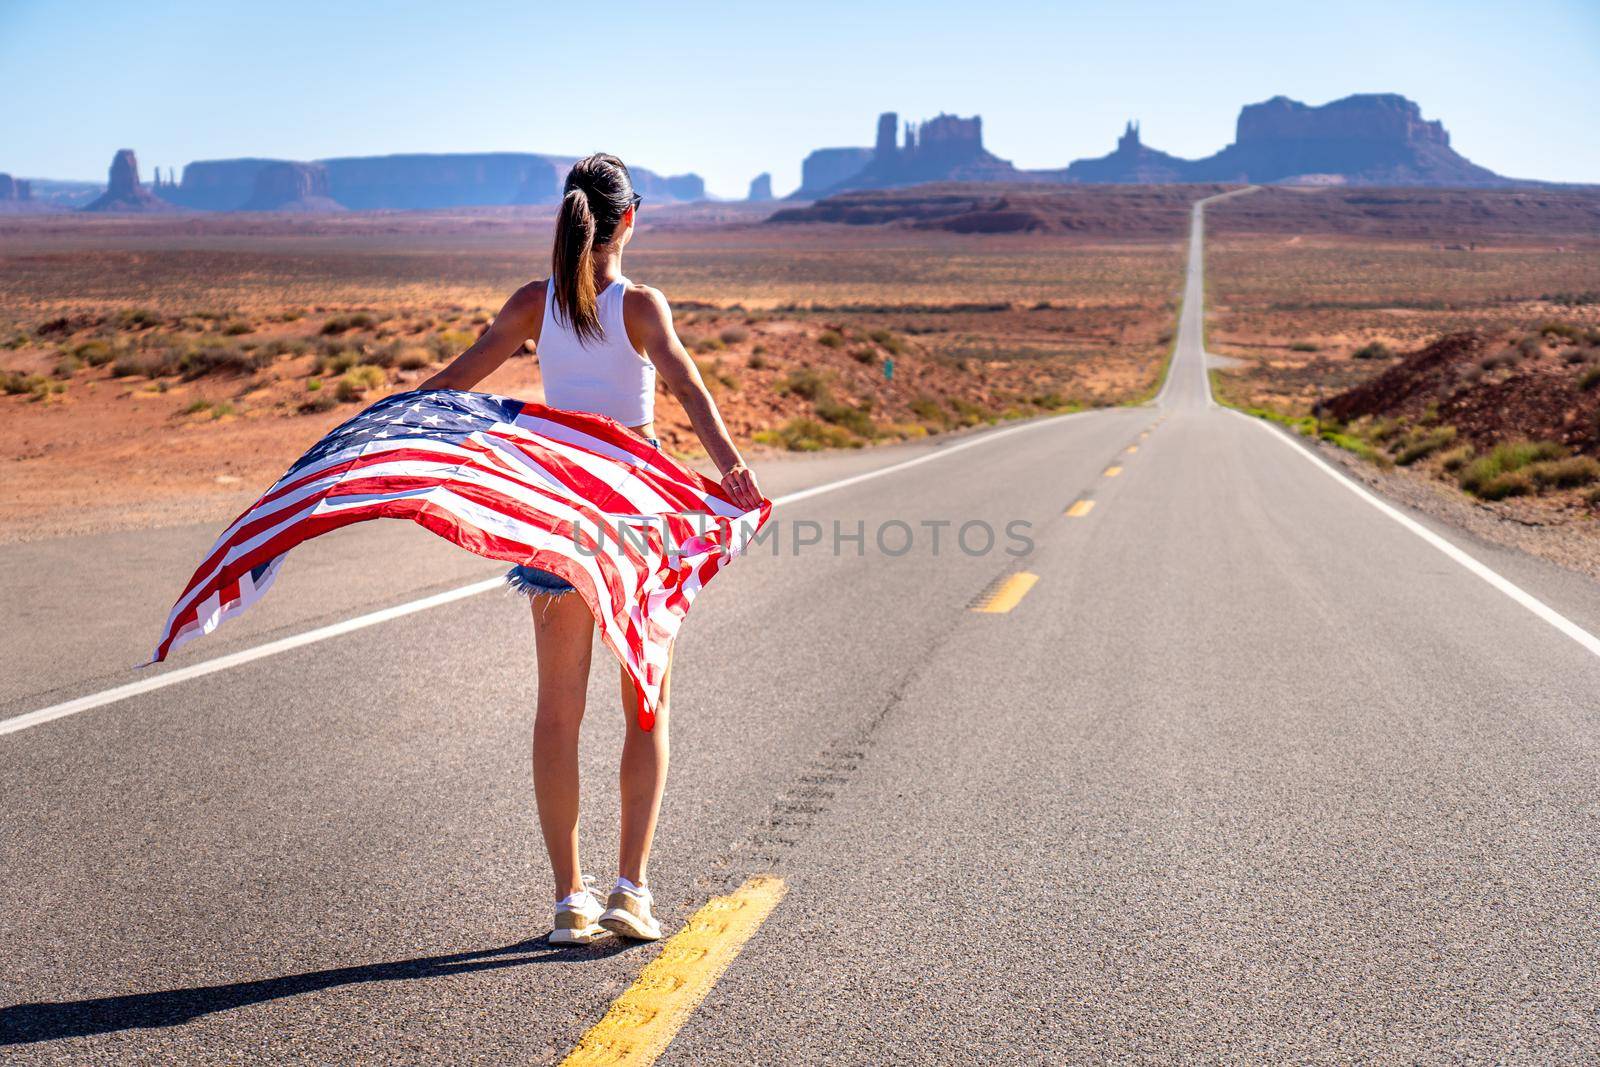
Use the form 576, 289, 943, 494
4, 193, 1599, 1064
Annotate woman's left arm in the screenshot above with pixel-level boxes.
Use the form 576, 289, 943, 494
626, 286, 764, 511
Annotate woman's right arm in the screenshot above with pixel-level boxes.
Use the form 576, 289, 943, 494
419, 280, 544, 391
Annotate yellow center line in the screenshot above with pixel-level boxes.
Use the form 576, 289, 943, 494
1139, 431, 1149, 439
1103, 466, 1122, 477
1066, 499, 1095, 518
1125, 445, 1138, 454
970, 571, 1040, 614
561, 876, 787, 1067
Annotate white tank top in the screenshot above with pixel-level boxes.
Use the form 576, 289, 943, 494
537, 276, 656, 426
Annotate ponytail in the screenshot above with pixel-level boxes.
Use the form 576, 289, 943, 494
550, 153, 636, 346
552, 187, 600, 343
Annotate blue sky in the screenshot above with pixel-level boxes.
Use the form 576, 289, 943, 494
3, 0, 1596, 197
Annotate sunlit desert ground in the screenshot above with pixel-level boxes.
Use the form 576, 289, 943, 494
0, 209, 1182, 540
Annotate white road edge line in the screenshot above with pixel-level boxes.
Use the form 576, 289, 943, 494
2, 410, 1105, 737
1229, 409, 1600, 660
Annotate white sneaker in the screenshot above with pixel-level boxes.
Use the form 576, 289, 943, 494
599, 880, 662, 941
548, 879, 608, 945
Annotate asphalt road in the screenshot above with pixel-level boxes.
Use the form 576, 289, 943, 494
4, 194, 1599, 1064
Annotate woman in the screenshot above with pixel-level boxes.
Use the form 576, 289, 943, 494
421, 154, 763, 945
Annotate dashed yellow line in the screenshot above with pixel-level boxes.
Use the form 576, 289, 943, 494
1066, 499, 1095, 518
1124, 445, 1139, 454
561, 876, 787, 1067
1103, 466, 1122, 477
1139, 431, 1150, 439
971, 572, 1040, 613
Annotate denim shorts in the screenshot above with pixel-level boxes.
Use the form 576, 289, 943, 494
506, 436, 660, 598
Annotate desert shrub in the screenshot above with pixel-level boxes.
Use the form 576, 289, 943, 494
336, 365, 386, 402
910, 395, 946, 424
37, 316, 73, 337
1030, 300, 1053, 311
1562, 347, 1591, 366
1527, 456, 1600, 490
747, 352, 768, 370
112, 344, 186, 378
1587, 485, 1600, 506
70, 340, 113, 366
321, 312, 378, 336
948, 397, 989, 427
1481, 348, 1518, 371
1539, 321, 1582, 342
1289, 341, 1319, 352
1319, 430, 1390, 467
396, 349, 432, 371
1031, 391, 1066, 410
306, 378, 323, 391
816, 330, 843, 349
300, 391, 339, 413
1438, 445, 1475, 472
1579, 366, 1600, 391
256, 338, 295, 358
752, 416, 861, 452
114, 308, 161, 330
868, 328, 907, 355
816, 399, 876, 438
1475, 471, 1534, 500
181, 343, 271, 378
221, 320, 254, 336
780, 368, 829, 402
1352, 341, 1392, 360
361, 341, 402, 368
54, 353, 83, 377
2, 371, 47, 395
718, 325, 750, 345
698, 335, 727, 353
427, 330, 476, 361
850, 347, 878, 365
314, 348, 360, 376
181, 399, 211, 415
1459, 441, 1567, 495
1517, 335, 1544, 358
1394, 426, 1457, 466
1366, 417, 1406, 445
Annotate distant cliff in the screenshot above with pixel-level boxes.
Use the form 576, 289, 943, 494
1184, 94, 1505, 185
161, 153, 704, 211
240, 162, 344, 213
792, 147, 875, 200
1046, 122, 1191, 184
786, 95, 1515, 196
789, 113, 1021, 199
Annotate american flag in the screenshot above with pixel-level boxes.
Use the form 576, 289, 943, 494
150, 389, 770, 729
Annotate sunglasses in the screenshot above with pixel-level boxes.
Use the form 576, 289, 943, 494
629, 193, 643, 211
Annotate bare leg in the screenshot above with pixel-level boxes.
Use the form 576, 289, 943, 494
531, 593, 594, 900
617, 644, 673, 885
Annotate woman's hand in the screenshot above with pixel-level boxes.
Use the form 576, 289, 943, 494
720, 463, 764, 511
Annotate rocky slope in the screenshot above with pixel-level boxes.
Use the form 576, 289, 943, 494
1321, 328, 1600, 455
